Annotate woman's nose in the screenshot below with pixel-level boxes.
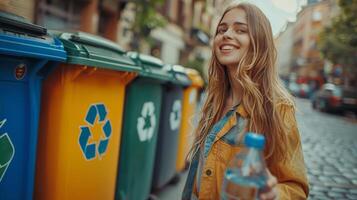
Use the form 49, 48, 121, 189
223, 28, 234, 39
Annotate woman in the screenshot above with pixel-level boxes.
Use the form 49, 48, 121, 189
182, 2, 309, 200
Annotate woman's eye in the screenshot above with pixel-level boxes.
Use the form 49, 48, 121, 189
217, 28, 227, 34
235, 29, 246, 34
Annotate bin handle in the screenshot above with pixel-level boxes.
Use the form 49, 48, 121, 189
72, 65, 97, 80
131, 53, 150, 74
82, 45, 91, 57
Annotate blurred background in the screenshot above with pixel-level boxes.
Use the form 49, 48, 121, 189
1, 0, 357, 199
1, 0, 356, 92
1, 0, 356, 97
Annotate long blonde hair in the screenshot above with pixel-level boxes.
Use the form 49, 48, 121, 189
190, 2, 294, 164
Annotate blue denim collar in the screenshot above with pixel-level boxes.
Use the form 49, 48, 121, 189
182, 106, 238, 199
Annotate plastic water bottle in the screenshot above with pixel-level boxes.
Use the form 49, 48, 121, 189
221, 132, 267, 200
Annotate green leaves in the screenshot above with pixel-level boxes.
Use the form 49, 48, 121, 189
318, 0, 357, 74
131, 0, 167, 50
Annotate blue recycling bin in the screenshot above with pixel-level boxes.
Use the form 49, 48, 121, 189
0, 11, 66, 200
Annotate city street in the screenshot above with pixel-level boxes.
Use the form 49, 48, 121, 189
297, 98, 357, 200
157, 98, 357, 200
1, 1, 357, 199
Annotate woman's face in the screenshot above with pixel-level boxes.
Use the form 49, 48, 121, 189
214, 8, 251, 68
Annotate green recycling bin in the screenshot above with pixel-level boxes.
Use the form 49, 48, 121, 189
152, 65, 191, 190
116, 53, 172, 200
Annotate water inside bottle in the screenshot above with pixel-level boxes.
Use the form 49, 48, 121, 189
221, 169, 266, 200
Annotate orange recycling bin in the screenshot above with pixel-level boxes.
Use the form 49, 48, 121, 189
34, 32, 140, 200
176, 68, 204, 172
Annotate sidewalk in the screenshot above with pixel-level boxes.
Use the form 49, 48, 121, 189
154, 171, 189, 200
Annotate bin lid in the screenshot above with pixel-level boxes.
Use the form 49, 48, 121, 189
128, 52, 172, 82
184, 68, 204, 88
53, 31, 140, 72
164, 64, 191, 86
0, 11, 66, 61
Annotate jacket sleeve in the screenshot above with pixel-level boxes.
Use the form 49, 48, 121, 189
268, 105, 309, 200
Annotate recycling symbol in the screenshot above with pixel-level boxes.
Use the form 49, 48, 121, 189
137, 102, 156, 142
0, 119, 15, 183
169, 100, 182, 131
79, 104, 112, 160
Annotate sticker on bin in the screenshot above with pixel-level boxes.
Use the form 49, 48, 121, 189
0, 119, 15, 183
170, 100, 182, 131
14, 63, 27, 80
79, 104, 112, 160
137, 102, 156, 142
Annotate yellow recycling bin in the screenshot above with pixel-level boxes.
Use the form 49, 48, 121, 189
176, 68, 204, 172
34, 32, 139, 200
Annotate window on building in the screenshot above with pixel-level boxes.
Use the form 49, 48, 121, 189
36, 0, 83, 30
312, 10, 322, 22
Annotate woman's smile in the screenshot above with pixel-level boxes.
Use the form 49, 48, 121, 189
219, 43, 240, 53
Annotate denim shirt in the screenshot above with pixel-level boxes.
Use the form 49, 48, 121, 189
182, 105, 246, 200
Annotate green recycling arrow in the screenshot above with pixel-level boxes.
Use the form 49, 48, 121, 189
0, 119, 15, 183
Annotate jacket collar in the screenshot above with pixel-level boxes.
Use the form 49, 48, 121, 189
236, 103, 249, 118
213, 104, 249, 143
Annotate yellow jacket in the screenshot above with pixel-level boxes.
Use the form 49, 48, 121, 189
182, 104, 309, 200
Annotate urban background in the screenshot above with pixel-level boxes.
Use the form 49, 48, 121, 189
1, 0, 357, 199
1, 0, 356, 90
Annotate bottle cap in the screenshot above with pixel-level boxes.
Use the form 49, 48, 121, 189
244, 132, 265, 149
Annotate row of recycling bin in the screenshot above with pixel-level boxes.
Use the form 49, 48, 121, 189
0, 12, 204, 200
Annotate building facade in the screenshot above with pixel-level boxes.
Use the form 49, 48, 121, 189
1, 0, 218, 79
275, 22, 295, 77
0, 0, 35, 22
0, 0, 128, 42
275, 0, 339, 89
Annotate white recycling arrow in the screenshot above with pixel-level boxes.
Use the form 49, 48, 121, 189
137, 102, 156, 142
169, 100, 182, 131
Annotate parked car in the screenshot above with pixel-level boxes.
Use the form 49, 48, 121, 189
298, 83, 311, 98
311, 83, 357, 113
288, 82, 300, 97
288, 82, 311, 98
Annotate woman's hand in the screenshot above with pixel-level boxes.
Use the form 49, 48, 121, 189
259, 170, 278, 200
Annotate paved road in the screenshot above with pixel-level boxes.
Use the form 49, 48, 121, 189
296, 98, 357, 200
157, 98, 357, 200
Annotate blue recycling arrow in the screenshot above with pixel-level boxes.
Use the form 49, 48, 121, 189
85, 105, 97, 125
98, 119, 111, 157
79, 127, 96, 160
97, 104, 107, 122
79, 104, 112, 160
98, 138, 109, 155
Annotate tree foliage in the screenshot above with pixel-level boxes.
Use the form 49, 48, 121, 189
318, 0, 357, 74
130, 0, 167, 51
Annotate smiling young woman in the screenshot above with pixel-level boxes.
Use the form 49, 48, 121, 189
182, 2, 309, 200
214, 8, 250, 69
